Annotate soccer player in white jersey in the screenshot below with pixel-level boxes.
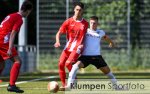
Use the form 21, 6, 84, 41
66, 16, 118, 90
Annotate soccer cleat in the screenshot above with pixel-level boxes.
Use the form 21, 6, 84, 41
59, 86, 65, 91
7, 84, 24, 93
59, 86, 71, 91
115, 85, 129, 91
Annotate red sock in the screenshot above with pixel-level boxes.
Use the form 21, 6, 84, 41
59, 70, 66, 87
59, 62, 66, 87
10, 62, 21, 85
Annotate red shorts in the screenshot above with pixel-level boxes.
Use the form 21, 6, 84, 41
59, 50, 80, 65
0, 44, 18, 61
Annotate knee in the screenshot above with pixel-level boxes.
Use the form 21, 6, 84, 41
76, 61, 83, 68
65, 60, 71, 68
13, 60, 22, 65
72, 63, 79, 70
103, 69, 111, 74
73, 63, 78, 68
12, 56, 22, 64
100, 66, 110, 74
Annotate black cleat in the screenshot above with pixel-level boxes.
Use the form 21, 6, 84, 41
7, 84, 24, 93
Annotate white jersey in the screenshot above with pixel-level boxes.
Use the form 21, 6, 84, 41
82, 28, 105, 55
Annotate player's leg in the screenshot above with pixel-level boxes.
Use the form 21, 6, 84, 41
1, 46, 23, 93
7, 55, 24, 93
65, 50, 80, 85
100, 66, 117, 85
0, 55, 5, 75
67, 56, 89, 88
9, 56, 22, 86
100, 66, 128, 90
67, 61, 84, 87
0, 45, 23, 92
0, 62, 4, 75
0, 46, 7, 83
65, 45, 83, 71
0, 61, 5, 83
93, 56, 117, 86
58, 50, 69, 87
0, 55, 5, 83
59, 51, 78, 90
65, 50, 80, 71
65, 50, 81, 89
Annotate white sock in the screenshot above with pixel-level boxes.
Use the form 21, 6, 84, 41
106, 72, 117, 85
67, 64, 79, 87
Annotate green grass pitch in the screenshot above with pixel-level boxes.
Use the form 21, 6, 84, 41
0, 72, 150, 94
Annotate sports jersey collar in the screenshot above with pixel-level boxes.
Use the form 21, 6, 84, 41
88, 28, 98, 33
17, 12, 23, 17
72, 17, 83, 22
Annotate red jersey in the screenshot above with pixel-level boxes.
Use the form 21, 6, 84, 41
0, 12, 23, 44
59, 17, 88, 52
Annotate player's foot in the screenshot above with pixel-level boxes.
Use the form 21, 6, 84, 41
59, 86, 65, 91
59, 86, 70, 91
115, 85, 129, 91
7, 84, 24, 93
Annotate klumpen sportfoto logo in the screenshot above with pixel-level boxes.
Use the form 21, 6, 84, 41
65, 79, 150, 94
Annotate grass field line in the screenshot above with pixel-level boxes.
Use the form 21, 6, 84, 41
0, 75, 59, 87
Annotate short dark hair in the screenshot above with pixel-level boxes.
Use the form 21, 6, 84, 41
21, 0, 33, 12
73, 2, 84, 9
90, 16, 98, 21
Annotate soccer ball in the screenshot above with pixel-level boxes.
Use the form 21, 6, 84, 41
47, 81, 59, 93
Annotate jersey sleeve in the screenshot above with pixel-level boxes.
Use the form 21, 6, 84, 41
100, 30, 106, 37
58, 19, 69, 34
12, 18, 23, 32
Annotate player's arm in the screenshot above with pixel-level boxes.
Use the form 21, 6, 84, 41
103, 35, 115, 48
7, 17, 23, 56
7, 30, 17, 56
54, 30, 62, 48
54, 19, 68, 48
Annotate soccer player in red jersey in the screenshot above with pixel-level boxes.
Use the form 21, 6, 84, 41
54, 2, 88, 90
0, 1, 33, 93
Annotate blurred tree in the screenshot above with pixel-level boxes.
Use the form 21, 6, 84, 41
130, 0, 150, 67
130, 0, 150, 49
81, 0, 150, 49
81, 0, 127, 48
130, 0, 142, 49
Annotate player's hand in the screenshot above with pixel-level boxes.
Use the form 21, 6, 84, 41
54, 42, 61, 48
7, 49, 12, 57
109, 42, 115, 48
78, 45, 83, 49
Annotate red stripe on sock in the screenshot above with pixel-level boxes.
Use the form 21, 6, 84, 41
10, 62, 21, 85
